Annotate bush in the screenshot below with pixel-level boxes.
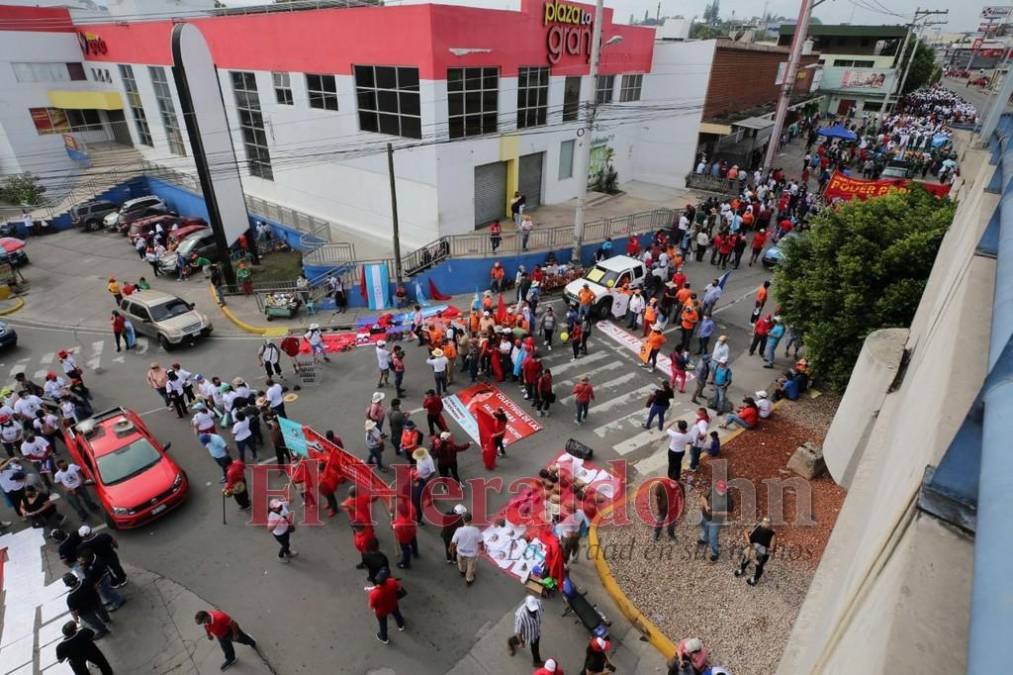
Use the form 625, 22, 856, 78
0, 173, 46, 206
774, 187, 956, 390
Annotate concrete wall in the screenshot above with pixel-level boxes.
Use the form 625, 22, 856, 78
702, 42, 819, 121
777, 132, 998, 673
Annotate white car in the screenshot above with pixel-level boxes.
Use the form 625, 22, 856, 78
103, 195, 167, 230
564, 254, 647, 318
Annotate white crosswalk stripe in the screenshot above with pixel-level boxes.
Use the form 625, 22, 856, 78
559, 371, 637, 405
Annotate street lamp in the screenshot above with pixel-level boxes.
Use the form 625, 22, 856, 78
571, 14, 624, 263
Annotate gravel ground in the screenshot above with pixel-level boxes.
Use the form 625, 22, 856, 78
599, 394, 846, 672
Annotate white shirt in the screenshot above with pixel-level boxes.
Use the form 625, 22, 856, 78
165, 379, 184, 396
306, 329, 323, 346
199, 381, 218, 401
173, 367, 192, 384
426, 356, 448, 373
665, 429, 695, 453
711, 342, 729, 365
376, 346, 391, 369
21, 436, 50, 461
60, 355, 79, 375
415, 454, 436, 479
14, 396, 43, 419
451, 525, 482, 557
757, 398, 772, 418
55, 463, 85, 490
44, 377, 67, 399
692, 418, 709, 447
59, 400, 77, 420
266, 383, 284, 408
232, 417, 251, 442
0, 462, 26, 492
267, 505, 291, 535
260, 343, 280, 364
0, 423, 21, 443
33, 413, 59, 434
628, 294, 646, 314
223, 390, 239, 412
192, 411, 215, 432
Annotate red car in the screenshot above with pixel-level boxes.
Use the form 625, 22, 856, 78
63, 407, 188, 529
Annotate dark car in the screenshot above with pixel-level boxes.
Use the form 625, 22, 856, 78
70, 200, 119, 232
158, 230, 219, 273
762, 231, 800, 269
0, 320, 17, 349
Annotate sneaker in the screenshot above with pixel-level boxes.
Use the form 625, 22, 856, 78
111, 580, 128, 589
734, 569, 744, 577
376, 633, 389, 645
288, 550, 298, 558
747, 577, 759, 586
221, 657, 237, 670
398, 623, 406, 632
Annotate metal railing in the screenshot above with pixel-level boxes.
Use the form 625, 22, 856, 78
685, 173, 743, 195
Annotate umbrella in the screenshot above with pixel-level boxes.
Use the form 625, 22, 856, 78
816, 125, 858, 142
0, 238, 25, 253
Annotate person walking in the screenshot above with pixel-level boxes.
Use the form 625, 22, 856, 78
670, 348, 689, 394
391, 345, 407, 398
110, 311, 125, 353
165, 371, 187, 419
422, 389, 448, 436
63, 572, 110, 639
54, 459, 99, 520
450, 512, 482, 585
688, 408, 711, 471
644, 382, 673, 431
572, 376, 594, 424
106, 278, 122, 306
735, 515, 777, 585
77, 548, 125, 612
432, 431, 469, 483
507, 595, 544, 667
364, 420, 386, 471
748, 313, 772, 357
652, 479, 683, 542
519, 214, 535, 250
539, 307, 557, 351
368, 567, 407, 644
56, 621, 113, 675
441, 504, 467, 563
195, 608, 258, 671
426, 348, 449, 396
199, 432, 232, 483
77, 525, 127, 588
231, 411, 257, 463
535, 368, 554, 417
392, 506, 419, 569
698, 480, 732, 562
267, 498, 297, 563
305, 323, 330, 364
375, 340, 391, 387
257, 338, 283, 380
664, 420, 695, 482
366, 391, 386, 433
697, 314, 715, 356
763, 316, 785, 368
145, 362, 170, 408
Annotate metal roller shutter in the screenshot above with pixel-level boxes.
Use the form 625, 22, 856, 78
474, 161, 507, 227
518, 152, 544, 210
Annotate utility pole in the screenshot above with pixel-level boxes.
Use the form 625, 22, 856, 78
571, 0, 605, 263
762, 0, 817, 171
387, 143, 403, 284
880, 9, 948, 116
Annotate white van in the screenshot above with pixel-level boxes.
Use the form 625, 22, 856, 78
564, 255, 647, 318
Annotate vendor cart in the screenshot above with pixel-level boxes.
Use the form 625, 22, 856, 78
261, 291, 301, 320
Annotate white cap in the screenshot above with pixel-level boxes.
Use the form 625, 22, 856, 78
309, 323, 320, 330
755, 390, 768, 399
683, 637, 703, 653
525, 595, 540, 612
377, 340, 386, 347
439, 431, 451, 440
371, 392, 385, 403
77, 525, 92, 537
269, 498, 283, 510
453, 504, 467, 515
544, 659, 557, 672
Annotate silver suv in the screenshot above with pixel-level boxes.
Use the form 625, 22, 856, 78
119, 290, 213, 349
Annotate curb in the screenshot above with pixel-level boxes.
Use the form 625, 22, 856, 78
0, 296, 25, 317
209, 283, 288, 337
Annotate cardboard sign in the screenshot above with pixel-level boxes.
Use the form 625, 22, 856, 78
823, 171, 952, 202
444, 383, 542, 445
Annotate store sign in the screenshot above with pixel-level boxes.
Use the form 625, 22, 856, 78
840, 70, 888, 90
982, 6, 1012, 18
77, 31, 107, 56
544, 0, 594, 65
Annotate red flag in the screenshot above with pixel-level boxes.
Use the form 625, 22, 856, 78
359, 266, 367, 302
495, 293, 507, 325
476, 406, 497, 471
428, 278, 452, 301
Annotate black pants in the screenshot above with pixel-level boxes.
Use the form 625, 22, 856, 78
168, 392, 186, 418
274, 530, 291, 558
217, 627, 256, 662
524, 382, 536, 400
233, 489, 250, 510
738, 550, 770, 580
264, 361, 281, 379
439, 463, 461, 482
324, 491, 339, 513
749, 248, 763, 265
654, 518, 676, 540
667, 451, 684, 482
749, 333, 767, 356
543, 328, 553, 347
101, 554, 127, 585
572, 340, 581, 359
149, 261, 161, 277
274, 444, 291, 466
113, 331, 124, 352
680, 327, 693, 351
508, 635, 541, 665
67, 648, 113, 675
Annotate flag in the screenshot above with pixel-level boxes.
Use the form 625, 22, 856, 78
476, 406, 497, 470
495, 293, 507, 324
429, 278, 452, 301
359, 265, 367, 302
414, 280, 430, 306
471, 289, 480, 311
717, 270, 731, 290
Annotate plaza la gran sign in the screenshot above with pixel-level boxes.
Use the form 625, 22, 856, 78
544, 0, 594, 65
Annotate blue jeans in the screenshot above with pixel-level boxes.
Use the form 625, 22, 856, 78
697, 335, 711, 355
575, 401, 589, 423
764, 338, 780, 364
714, 384, 728, 413
434, 372, 447, 396
645, 404, 666, 431
367, 445, 384, 469
377, 607, 406, 641
97, 575, 124, 608
626, 310, 638, 329
699, 520, 721, 558
64, 488, 99, 518
235, 438, 257, 463
725, 414, 752, 429
398, 538, 419, 567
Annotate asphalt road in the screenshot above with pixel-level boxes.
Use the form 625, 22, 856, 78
1, 238, 776, 673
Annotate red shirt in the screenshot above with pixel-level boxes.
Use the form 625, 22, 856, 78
751, 230, 767, 250
522, 357, 542, 384
738, 406, 758, 427
754, 317, 772, 336
111, 315, 125, 333
392, 513, 417, 544
353, 525, 375, 553
204, 610, 234, 639
672, 272, 686, 289
422, 395, 444, 417
368, 578, 402, 617
572, 382, 595, 403
225, 460, 246, 491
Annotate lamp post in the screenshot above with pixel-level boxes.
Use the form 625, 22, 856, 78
571, 1, 623, 263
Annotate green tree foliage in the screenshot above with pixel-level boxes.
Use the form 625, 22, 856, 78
0, 173, 46, 206
774, 187, 955, 390
902, 41, 942, 94
702, 0, 720, 25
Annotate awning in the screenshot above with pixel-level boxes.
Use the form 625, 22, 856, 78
47, 90, 123, 111
734, 116, 775, 130
699, 122, 733, 135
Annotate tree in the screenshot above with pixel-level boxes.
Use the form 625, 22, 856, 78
702, 0, 720, 26
0, 173, 46, 206
774, 187, 955, 390
690, 22, 723, 39
902, 41, 941, 94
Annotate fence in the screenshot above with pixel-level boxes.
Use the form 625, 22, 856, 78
685, 173, 742, 195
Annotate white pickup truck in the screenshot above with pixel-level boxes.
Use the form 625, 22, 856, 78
564, 254, 648, 319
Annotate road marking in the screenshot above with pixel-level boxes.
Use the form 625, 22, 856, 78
138, 407, 167, 417
633, 450, 669, 476
8, 358, 29, 379
559, 371, 637, 405
546, 351, 607, 376
587, 383, 656, 415
555, 360, 624, 390
87, 340, 104, 372
38, 352, 54, 365
613, 426, 666, 455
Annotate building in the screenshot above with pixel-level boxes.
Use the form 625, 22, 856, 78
945, 37, 1013, 71
695, 39, 822, 170
779, 24, 909, 116
0, 0, 710, 249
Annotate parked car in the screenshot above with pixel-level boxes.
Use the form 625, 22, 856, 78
70, 200, 119, 232
762, 231, 800, 269
564, 254, 647, 319
118, 289, 213, 349
158, 230, 219, 274
63, 407, 188, 529
0, 320, 18, 349
127, 215, 206, 245
103, 195, 168, 231
969, 76, 990, 87
168, 223, 209, 248
880, 159, 912, 179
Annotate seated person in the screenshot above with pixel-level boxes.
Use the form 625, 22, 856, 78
394, 285, 409, 308
721, 397, 759, 430
755, 390, 772, 418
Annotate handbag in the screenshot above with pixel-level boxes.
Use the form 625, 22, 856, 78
231, 480, 247, 494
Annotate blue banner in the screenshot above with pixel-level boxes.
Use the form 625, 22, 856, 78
364, 263, 390, 310
278, 416, 309, 457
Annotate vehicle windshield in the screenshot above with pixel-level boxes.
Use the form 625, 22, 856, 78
176, 235, 206, 257
584, 266, 619, 287
96, 438, 161, 485
150, 298, 192, 321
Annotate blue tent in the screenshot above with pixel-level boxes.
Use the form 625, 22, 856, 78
817, 125, 858, 142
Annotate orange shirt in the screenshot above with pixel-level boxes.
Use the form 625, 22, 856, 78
646, 331, 666, 351
482, 296, 493, 311
443, 341, 457, 360
578, 288, 594, 306
676, 288, 692, 305
757, 286, 768, 303
469, 311, 481, 332
492, 267, 505, 281
681, 308, 699, 330
429, 325, 444, 346
644, 305, 657, 325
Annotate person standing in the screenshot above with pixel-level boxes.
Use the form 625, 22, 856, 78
422, 389, 448, 436
510, 190, 526, 226
257, 338, 282, 380
522, 353, 543, 402
641, 326, 666, 372
432, 431, 469, 483
223, 458, 250, 511
106, 278, 122, 306
539, 307, 557, 351
698, 480, 732, 562
165, 372, 187, 419
535, 368, 554, 418
441, 504, 467, 563
712, 360, 732, 414
489, 220, 502, 252
507, 595, 543, 667
572, 376, 594, 425
56, 621, 113, 675
670, 349, 689, 394
697, 314, 715, 356
375, 340, 392, 388
267, 498, 297, 563
735, 515, 776, 585
763, 317, 785, 368
749, 314, 772, 357
195, 609, 258, 671
644, 382, 673, 431
79, 525, 127, 588
199, 432, 232, 483
145, 363, 169, 408
450, 512, 482, 585
652, 479, 683, 542
54, 459, 99, 520
110, 311, 126, 353
582, 636, 615, 675
754, 280, 770, 314
264, 378, 286, 419
364, 420, 386, 471
366, 392, 387, 433
749, 228, 767, 266
63, 573, 110, 639
711, 334, 729, 365
305, 323, 330, 364
688, 408, 711, 471
519, 214, 535, 250
627, 289, 645, 330
426, 348, 449, 396
368, 567, 407, 645
391, 345, 407, 398
77, 548, 125, 612
231, 412, 257, 463
392, 507, 419, 569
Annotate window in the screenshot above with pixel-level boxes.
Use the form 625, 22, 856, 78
149, 66, 186, 156
595, 75, 615, 104
354, 65, 421, 139
563, 76, 581, 122
853, 60, 875, 68
232, 71, 273, 180
559, 139, 575, 180
28, 108, 101, 134
516, 66, 549, 129
619, 74, 643, 102
447, 67, 498, 139
306, 73, 338, 110
11, 62, 85, 83
833, 59, 855, 67
272, 72, 293, 105
119, 64, 152, 146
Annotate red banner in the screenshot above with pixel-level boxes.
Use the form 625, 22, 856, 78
444, 383, 542, 446
823, 171, 951, 202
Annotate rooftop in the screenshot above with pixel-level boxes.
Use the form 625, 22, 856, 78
779, 23, 909, 39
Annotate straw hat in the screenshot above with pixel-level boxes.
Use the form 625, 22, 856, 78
371, 392, 385, 403
364, 419, 377, 431
412, 448, 429, 461
309, 323, 320, 330
431, 348, 444, 358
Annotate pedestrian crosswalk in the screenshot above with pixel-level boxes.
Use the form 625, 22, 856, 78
0, 338, 146, 384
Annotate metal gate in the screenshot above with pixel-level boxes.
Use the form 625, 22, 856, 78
518, 152, 544, 210
106, 110, 133, 146
474, 161, 507, 227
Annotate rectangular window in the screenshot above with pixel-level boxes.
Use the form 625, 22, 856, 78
67, 62, 86, 81
516, 66, 549, 129
272, 72, 293, 105
595, 75, 615, 104
447, 67, 498, 139
354, 65, 421, 139
833, 59, 854, 67
232, 71, 273, 180
119, 64, 152, 146
852, 60, 875, 68
306, 73, 338, 110
148, 66, 186, 156
12, 62, 84, 83
28, 108, 100, 134
559, 139, 575, 180
563, 76, 581, 122
619, 74, 643, 102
